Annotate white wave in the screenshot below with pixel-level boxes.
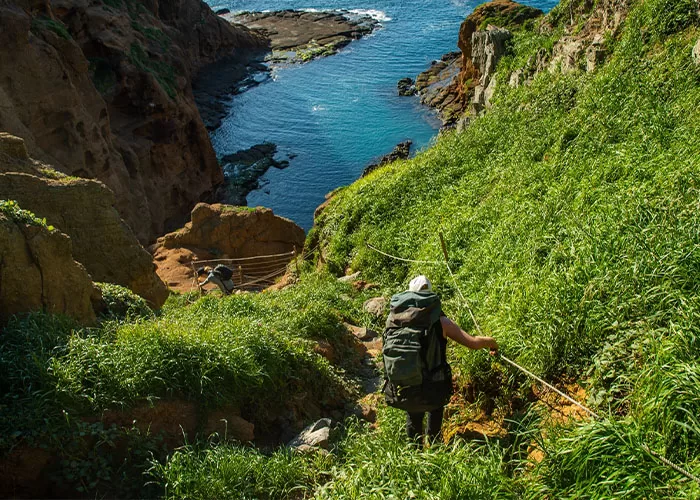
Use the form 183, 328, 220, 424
312, 105, 327, 112
347, 9, 392, 22
300, 8, 320, 12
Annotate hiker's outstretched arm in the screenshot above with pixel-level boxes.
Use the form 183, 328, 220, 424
440, 317, 498, 351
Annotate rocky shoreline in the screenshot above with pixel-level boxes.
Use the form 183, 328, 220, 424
194, 9, 383, 206
194, 9, 382, 131
226, 10, 381, 64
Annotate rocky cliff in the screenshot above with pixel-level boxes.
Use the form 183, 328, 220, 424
413, 0, 634, 126
0, 0, 267, 244
0, 202, 100, 325
0, 133, 168, 308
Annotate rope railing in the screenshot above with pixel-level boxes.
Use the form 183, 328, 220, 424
189, 248, 299, 294
365, 236, 700, 486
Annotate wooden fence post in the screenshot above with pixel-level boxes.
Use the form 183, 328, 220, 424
293, 246, 300, 275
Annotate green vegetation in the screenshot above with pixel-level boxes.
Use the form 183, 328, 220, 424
131, 21, 172, 51
129, 42, 177, 99
0, 199, 55, 231
3, 0, 700, 498
96, 282, 154, 321
88, 57, 118, 95
312, 0, 700, 496
0, 274, 373, 497
30, 17, 72, 41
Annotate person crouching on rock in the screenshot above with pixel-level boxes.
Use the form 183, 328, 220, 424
382, 275, 498, 446
197, 265, 235, 295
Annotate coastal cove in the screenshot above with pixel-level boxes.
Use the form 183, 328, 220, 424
205, 0, 558, 230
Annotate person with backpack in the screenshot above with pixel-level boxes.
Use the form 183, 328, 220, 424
382, 275, 498, 445
197, 264, 235, 295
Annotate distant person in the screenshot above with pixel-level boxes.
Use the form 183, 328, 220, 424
197, 264, 235, 295
382, 275, 498, 444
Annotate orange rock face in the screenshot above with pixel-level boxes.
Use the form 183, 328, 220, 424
0, 0, 267, 244
152, 203, 306, 292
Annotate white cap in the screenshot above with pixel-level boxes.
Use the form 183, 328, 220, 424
409, 275, 432, 292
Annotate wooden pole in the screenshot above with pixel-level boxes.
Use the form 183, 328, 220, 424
439, 231, 450, 264
293, 246, 300, 275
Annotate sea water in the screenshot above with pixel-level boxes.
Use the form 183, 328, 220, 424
205, 0, 559, 230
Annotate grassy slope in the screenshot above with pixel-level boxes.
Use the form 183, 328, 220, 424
312, 0, 700, 496
2, 0, 700, 498
0, 273, 376, 497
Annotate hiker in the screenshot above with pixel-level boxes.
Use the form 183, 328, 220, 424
382, 275, 498, 444
197, 264, 235, 295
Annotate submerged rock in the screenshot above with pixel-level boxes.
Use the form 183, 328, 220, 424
397, 77, 416, 96
219, 143, 290, 206
362, 140, 412, 177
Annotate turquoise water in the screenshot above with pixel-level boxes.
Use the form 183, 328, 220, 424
205, 0, 559, 230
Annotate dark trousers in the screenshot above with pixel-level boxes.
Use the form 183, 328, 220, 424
406, 407, 444, 443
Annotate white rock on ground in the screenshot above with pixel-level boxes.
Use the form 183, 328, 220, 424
288, 418, 332, 450
338, 271, 361, 282
363, 296, 388, 317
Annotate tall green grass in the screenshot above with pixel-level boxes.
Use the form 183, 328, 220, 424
0, 273, 372, 496
314, 0, 700, 496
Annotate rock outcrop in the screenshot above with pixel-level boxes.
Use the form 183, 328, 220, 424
0, 0, 267, 244
229, 10, 380, 63
0, 135, 168, 308
361, 141, 412, 177
411, 1, 542, 126
0, 207, 99, 326
152, 203, 305, 292
510, 0, 632, 82
414, 52, 463, 124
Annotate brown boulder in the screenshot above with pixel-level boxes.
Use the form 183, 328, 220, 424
204, 408, 255, 442
0, 209, 99, 325
0, 144, 169, 308
153, 203, 305, 292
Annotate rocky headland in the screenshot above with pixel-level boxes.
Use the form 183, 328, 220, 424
403, 0, 632, 128
401, 0, 544, 127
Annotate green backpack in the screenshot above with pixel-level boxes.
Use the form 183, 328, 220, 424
382, 291, 452, 412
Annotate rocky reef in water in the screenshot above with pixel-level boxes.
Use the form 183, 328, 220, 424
228, 10, 381, 64
0, 0, 267, 244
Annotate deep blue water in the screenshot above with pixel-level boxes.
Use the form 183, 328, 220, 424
205, 0, 559, 230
